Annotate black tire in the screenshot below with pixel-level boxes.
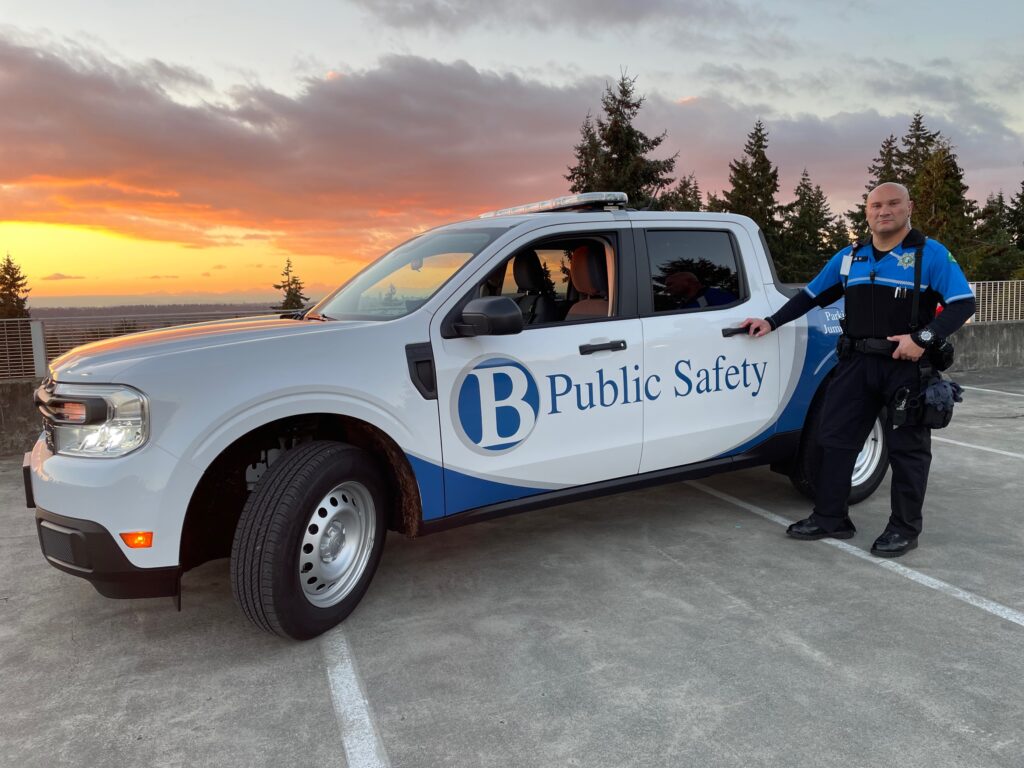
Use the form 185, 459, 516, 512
789, 395, 889, 505
231, 440, 386, 640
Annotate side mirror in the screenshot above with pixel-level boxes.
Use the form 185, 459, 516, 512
454, 297, 524, 337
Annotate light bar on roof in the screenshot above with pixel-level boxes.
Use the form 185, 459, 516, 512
479, 192, 629, 218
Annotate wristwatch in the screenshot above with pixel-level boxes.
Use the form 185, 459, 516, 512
912, 328, 935, 347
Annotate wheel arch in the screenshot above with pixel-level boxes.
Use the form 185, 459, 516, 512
179, 411, 425, 572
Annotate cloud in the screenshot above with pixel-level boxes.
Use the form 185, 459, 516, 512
347, 0, 794, 57
148, 275, 179, 279
349, 0, 746, 31
1, 32, 1021, 264
212, 264, 227, 269
41, 272, 85, 280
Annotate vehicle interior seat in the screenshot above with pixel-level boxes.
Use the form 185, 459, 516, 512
512, 250, 557, 324
566, 243, 610, 318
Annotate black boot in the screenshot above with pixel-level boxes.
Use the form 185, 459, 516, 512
870, 530, 918, 558
786, 517, 856, 541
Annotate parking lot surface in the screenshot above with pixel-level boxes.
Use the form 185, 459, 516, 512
2, 368, 1023, 768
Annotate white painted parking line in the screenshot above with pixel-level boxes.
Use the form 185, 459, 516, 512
322, 630, 391, 768
933, 436, 1024, 460
689, 481, 1024, 629
961, 385, 1024, 398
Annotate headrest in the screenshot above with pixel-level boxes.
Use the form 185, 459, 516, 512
570, 244, 607, 297
513, 250, 547, 293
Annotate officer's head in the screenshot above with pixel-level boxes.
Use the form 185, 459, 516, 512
866, 182, 913, 237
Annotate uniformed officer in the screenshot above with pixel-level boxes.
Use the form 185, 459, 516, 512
742, 182, 976, 557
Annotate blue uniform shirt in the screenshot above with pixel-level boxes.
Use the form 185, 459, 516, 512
802, 229, 974, 338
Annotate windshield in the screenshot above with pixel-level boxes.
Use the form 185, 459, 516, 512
312, 227, 509, 320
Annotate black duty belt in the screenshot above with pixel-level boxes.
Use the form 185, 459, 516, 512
850, 338, 897, 356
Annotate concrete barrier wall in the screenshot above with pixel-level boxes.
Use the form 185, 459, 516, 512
0, 380, 41, 457
949, 321, 1024, 372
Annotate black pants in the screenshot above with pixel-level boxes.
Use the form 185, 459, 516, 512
810, 352, 931, 537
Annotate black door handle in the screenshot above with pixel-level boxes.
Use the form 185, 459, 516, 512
579, 340, 627, 355
721, 326, 749, 337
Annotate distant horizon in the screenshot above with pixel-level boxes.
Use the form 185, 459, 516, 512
25, 292, 326, 310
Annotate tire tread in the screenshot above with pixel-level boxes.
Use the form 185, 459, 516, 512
230, 441, 366, 637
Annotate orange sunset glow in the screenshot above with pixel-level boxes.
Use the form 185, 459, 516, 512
3, 12, 1024, 307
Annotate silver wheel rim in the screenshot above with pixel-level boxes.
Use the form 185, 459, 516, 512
851, 418, 885, 487
298, 481, 375, 608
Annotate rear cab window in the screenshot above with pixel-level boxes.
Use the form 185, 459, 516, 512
642, 229, 746, 314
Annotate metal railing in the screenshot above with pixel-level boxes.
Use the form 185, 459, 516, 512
971, 281, 1024, 323
39, 310, 272, 364
0, 310, 271, 381
0, 318, 37, 381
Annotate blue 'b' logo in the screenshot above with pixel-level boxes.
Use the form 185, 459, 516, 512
455, 357, 540, 453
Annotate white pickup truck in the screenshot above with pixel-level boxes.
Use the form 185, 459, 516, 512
25, 193, 886, 639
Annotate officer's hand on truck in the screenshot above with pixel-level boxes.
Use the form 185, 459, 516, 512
739, 318, 772, 338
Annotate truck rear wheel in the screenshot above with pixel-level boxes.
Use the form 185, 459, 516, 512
231, 440, 386, 640
789, 398, 888, 505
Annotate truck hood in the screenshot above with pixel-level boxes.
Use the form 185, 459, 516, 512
51, 316, 373, 381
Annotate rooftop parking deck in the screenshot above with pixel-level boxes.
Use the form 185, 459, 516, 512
2, 367, 1023, 768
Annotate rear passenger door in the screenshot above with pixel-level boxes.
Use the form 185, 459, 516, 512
636, 222, 781, 472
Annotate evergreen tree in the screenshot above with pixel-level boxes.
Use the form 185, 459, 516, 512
565, 113, 602, 196
565, 74, 676, 207
826, 218, 853, 255
848, 133, 901, 238
713, 120, 784, 273
717, 120, 781, 240
911, 139, 974, 254
779, 170, 843, 281
1008, 177, 1024, 251
897, 112, 940, 185
962, 192, 1024, 281
0, 253, 31, 319
659, 172, 703, 211
273, 258, 309, 310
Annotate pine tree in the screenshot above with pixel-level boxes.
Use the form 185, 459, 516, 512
566, 113, 602, 195
962, 192, 1024, 280
897, 112, 940, 185
1008, 177, 1024, 251
848, 133, 901, 238
911, 139, 974, 254
0, 253, 31, 319
565, 74, 676, 207
715, 120, 783, 260
779, 170, 843, 281
659, 172, 703, 211
273, 258, 309, 310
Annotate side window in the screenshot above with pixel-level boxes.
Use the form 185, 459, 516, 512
478, 235, 619, 326
646, 230, 743, 313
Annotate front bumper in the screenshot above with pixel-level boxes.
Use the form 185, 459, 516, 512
34, 504, 181, 600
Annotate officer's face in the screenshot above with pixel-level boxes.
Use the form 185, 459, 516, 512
866, 184, 913, 235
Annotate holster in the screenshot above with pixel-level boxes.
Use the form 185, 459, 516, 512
890, 362, 958, 430
836, 334, 853, 360
927, 339, 955, 372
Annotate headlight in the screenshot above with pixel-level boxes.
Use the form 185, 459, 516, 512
35, 382, 149, 458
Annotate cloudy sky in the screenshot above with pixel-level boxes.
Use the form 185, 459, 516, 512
2, 1, 1023, 306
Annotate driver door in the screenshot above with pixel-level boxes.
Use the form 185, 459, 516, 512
429, 223, 645, 516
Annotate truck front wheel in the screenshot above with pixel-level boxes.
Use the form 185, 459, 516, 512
789, 399, 889, 505
231, 440, 386, 640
